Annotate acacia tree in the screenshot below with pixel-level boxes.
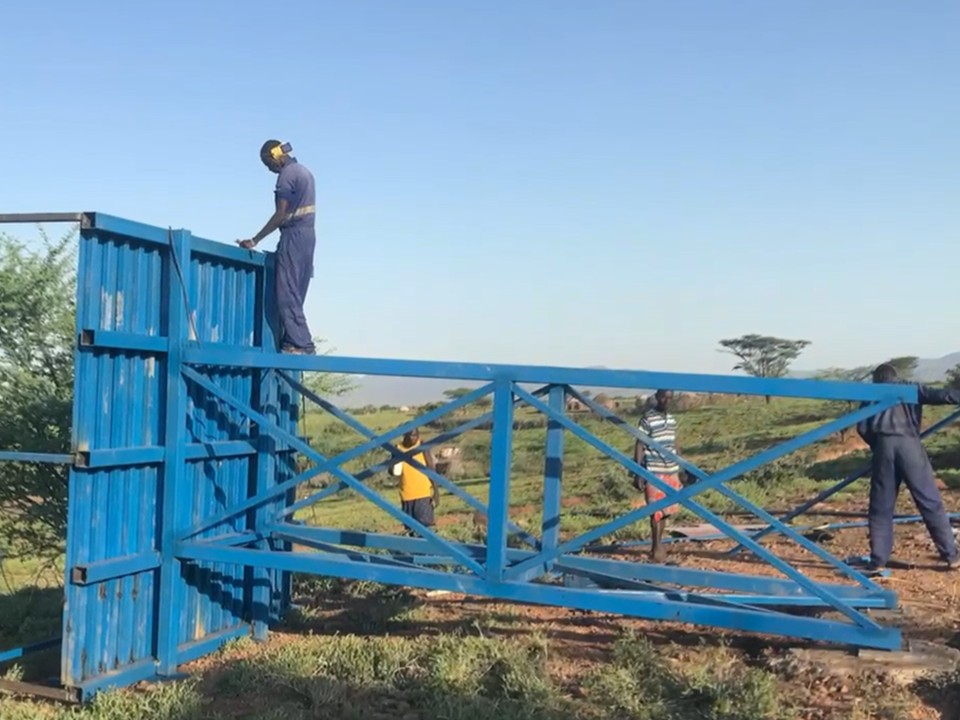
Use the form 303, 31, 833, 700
718, 334, 811, 402
814, 366, 872, 441
0, 229, 77, 565
301, 337, 356, 398
883, 356, 919, 379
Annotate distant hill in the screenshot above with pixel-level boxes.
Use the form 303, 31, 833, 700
915, 352, 960, 382
792, 352, 960, 384
337, 365, 649, 409
337, 354, 960, 408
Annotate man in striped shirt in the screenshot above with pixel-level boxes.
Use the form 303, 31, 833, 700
634, 389, 681, 563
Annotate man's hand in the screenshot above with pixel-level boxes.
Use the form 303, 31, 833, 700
236, 239, 257, 250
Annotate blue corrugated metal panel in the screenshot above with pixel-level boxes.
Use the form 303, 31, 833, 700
63, 230, 164, 686
62, 216, 296, 694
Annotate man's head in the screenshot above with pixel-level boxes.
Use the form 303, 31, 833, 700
260, 140, 291, 173
403, 428, 420, 446
872, 363, 899, 384
654, 389, 673, 412
873, 363, 900, 384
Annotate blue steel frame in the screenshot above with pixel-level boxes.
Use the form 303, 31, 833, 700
0, 212, 937, 701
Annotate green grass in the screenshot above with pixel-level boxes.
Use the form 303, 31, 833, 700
296, 394, 901, 542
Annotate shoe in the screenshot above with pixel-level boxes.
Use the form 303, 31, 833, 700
946, 557, 960, 571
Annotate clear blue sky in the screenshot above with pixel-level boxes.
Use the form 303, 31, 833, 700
3, 1, 958, 374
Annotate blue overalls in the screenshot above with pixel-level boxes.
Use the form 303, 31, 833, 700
857, 384, 960, 567
274, 158, 316, 353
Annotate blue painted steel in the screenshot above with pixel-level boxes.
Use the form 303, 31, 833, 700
486, 381, 515, 582
542, 386, 565, 553
175, 543, 900, 650
181, 367, 487, 576
266, 524, 895, 606
178, 376, 496, 540
562, 386, 883, 591
183, 346, 918, 403
3, 211, 926, 699
71, 553, 162, 585
50, 213, 298, 699
506, 390, 899, 583
0, 451, 73, 464
277, 371, 543, 549
0, 638, 61, 664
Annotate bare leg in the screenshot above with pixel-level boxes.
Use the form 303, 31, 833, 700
650, 516, 668, 563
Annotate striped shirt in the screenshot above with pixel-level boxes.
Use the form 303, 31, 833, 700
639, 408, 680, 474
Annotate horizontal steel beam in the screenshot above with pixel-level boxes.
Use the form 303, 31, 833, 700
0, 451, 73, 464
0, 212, 86, 225
0, 637, 61, 664
74, 441, 265, 469
0, 679, 78, 703
177, 624, 251, 666
70, 552, 161, 585
265, 524, 896, 606
176, 542, 902, 650
79, 329, 168, 354
184, 348, 917, 402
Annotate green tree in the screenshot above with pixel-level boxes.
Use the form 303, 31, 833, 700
946, 363, 960, 390
0, 228, 77, 565
443, 387, 473, 401
301, 337, 355, 399
718, 334, 811, 402
814, 366, 872, 441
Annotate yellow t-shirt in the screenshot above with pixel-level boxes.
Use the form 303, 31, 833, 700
398, 441, 432, 501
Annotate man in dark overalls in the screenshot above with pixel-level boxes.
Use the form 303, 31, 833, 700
857, 363, 960, 571
238, 140, 317, 354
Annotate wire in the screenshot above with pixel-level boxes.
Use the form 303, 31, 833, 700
167, 227, 200, 344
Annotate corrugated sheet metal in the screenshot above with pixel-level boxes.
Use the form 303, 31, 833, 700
62, 216, 297, 693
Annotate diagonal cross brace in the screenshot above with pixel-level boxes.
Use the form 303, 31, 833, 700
508, 387, 898, 576
180, 367, 487, 575
179, 369, 494, 539
275, 371, 542, 549
508, 387, 897, 629
731, 405, 960, 553
565, 386, 881, 591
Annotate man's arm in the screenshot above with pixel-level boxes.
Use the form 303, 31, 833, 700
237, 197, 289, 249
918, 384, 960, 406
424, 449, 441, 507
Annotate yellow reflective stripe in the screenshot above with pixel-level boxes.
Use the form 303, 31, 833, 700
291, 204, 315, 217
281, 205, 316, 224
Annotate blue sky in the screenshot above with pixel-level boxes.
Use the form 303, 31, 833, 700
3, 1, 958, 374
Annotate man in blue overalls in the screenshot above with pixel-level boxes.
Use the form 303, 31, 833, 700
857, 363, 960, 571
238, 140, 317, 354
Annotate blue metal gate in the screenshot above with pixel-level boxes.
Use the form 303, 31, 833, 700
0, 212, 931, 701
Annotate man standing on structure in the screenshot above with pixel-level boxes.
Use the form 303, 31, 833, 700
394, 429, 440, 533
857, 363, 960, 571
237, 140, 317, 355
634, 389, 682, 563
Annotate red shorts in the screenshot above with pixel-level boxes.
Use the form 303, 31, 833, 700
644, 472, 682, 523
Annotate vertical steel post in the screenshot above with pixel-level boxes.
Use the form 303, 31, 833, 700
542, 385, 565, 553
486, 380, 515, 582
156, 229, 191, 676
247, 256, 275, 640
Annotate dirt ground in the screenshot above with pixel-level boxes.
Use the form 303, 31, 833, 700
227, 489, 960, 720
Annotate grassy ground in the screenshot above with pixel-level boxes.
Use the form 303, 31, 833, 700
2, 394, 960, 718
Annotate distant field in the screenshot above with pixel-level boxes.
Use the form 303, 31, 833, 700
2, 395, 959, 719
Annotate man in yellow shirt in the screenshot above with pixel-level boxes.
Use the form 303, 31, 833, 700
395, 429, 439, 531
